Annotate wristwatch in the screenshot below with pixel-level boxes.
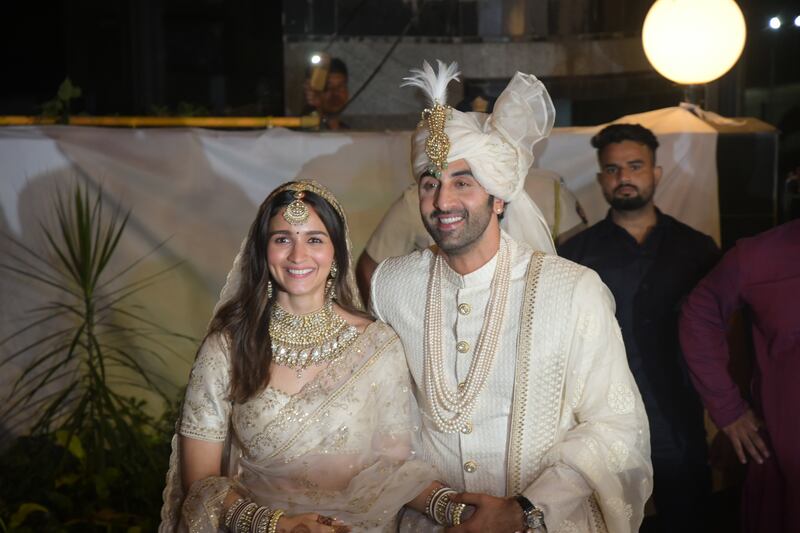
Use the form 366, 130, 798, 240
514, 495, 546, 531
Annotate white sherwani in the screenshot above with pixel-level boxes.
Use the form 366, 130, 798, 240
371, 234, 652, 533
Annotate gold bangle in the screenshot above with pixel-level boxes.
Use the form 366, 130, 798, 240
267, 509, 285, 533
253, 506, 272, 533
451, 502, 466, 525
223, 497, 248, 530
236, 502, 258, 533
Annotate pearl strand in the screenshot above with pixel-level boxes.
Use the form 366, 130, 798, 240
423, 238, 511, 433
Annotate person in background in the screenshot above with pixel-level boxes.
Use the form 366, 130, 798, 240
680, 218, 800, 533
304, 57, 349, 130
558, 123, 718, 533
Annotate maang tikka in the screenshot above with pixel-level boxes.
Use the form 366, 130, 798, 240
284, 191, 310, 225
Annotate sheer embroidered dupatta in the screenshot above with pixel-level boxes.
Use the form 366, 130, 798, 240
160, 322, 434, 533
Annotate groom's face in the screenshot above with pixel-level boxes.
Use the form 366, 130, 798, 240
418, 159, 502, 256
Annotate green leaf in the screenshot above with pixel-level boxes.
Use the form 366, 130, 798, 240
93, 473, 110, 500
54, 473, 81, 488
9, 502, 49, 528
54, 430, 85, 461
41, 99, 63, 117
57, 78, 82, 101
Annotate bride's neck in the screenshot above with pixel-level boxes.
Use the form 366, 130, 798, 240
275, 292, 327, 315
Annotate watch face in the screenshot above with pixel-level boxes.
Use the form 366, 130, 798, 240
525, 509, 544, 528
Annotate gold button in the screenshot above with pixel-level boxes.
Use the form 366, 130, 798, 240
461, 421, 473, 434
456, 340, 470, 353
463, 460, 478, 473
457, 381, 466, 392
458, 303, 471, 315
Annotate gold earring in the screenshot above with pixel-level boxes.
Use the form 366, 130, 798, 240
267, 279, 273, 299
325, 278, 336, 301
329, 259, 338, 279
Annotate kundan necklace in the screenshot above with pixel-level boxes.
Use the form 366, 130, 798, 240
423, 238, 511, 433
270, 300, 358, 378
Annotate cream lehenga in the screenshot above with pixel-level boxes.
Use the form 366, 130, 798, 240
160, 181, 435, 532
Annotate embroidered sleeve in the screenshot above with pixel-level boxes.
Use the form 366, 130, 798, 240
179, 334, 232, 442
369, 260, 389, 322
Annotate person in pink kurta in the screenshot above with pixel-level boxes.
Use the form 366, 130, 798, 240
679, 219, 800, 533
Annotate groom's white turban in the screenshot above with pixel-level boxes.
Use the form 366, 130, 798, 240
404, 60, 557, 253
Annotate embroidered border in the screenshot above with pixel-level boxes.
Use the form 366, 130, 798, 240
506, 251, 544, 494
506, 255, 584, 495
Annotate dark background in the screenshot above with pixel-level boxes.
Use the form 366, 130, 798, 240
2, 0, 798, 121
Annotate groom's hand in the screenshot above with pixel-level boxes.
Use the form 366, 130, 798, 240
445, 492, 524, 533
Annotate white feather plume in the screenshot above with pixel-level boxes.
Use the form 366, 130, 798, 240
401, 60, 460, 106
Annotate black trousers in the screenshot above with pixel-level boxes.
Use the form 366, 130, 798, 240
642, 413, 712, 533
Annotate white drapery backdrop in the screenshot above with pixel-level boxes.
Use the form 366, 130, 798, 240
0, 106, 719, 421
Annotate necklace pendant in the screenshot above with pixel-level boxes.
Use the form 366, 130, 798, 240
295, 368, 304, 379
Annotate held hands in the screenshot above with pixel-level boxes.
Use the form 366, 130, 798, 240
276, 513, 351, 533
722, 409, 770, 465
444, 493, 525, 533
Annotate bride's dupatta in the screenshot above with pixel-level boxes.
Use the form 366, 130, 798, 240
160, 322, 435, 533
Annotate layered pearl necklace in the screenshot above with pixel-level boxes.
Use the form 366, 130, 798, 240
270, 300, 359, 378
423, 238, 511, 433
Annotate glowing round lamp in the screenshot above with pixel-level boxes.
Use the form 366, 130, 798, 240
642, 0, 747, 85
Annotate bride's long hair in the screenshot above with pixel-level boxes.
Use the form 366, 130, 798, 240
208, 186, 365, 403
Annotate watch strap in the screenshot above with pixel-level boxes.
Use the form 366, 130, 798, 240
514, 495, 546, 530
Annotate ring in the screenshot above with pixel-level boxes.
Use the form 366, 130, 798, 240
316, 515, 334, 526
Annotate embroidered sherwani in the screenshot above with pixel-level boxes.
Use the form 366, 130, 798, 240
371, 234, 652, 533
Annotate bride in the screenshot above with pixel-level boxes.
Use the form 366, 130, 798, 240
160, 180, 440, 532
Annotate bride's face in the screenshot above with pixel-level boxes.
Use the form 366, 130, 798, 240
267, 203, 334, 309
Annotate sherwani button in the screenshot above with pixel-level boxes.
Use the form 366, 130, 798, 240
463, 460, 478, 473
458, 303, 472, 315
461, 421, 473, 434
457, 382, 466, 392
456, 341, 470, 353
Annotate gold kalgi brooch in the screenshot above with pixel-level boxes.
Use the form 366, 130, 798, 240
283, 191, 310, 225
422, 103, 452, 178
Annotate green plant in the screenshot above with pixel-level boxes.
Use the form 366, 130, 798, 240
0, 183, 192, 530
40, 78, 82, 122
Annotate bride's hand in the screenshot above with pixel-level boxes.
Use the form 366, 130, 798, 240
277, 512, 351, 533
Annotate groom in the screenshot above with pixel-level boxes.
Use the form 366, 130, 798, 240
370, 61, 652, 532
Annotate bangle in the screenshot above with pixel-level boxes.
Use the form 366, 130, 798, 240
252, 506, 272, 533
426, 487, 449, 523
235, 502, 258, 533
451, 502, 467, 525
229, 499, 253, 532
423, 485, 441, 518
267, 509, 285, 533
224, 497, 248, 530
433, 489, 456, 525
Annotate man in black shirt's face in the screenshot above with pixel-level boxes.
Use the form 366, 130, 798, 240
597, 138, 662, 213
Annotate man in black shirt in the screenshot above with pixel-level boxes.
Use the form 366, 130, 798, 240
559, 124, 718, 533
